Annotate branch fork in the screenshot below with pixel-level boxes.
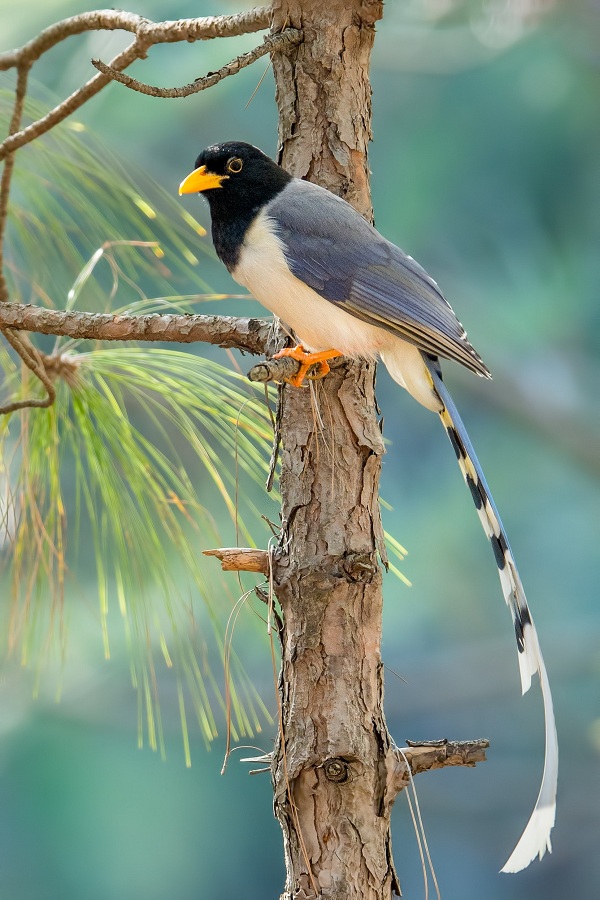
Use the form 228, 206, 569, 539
91, 29, 303, 99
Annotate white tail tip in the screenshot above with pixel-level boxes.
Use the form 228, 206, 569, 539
501, 803, 555, 873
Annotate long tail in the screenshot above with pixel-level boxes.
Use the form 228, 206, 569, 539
423, 356, 558, 873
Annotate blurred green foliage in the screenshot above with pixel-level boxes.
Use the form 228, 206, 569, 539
0, 1, 599, 898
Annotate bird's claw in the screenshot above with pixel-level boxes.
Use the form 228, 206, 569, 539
272, 344, 342, 387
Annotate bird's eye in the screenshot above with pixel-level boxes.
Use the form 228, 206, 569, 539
226, 157, 243, 174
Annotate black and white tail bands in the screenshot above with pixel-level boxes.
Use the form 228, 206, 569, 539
424, 357, 558, 873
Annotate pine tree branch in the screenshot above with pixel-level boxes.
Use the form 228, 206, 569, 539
0, 302, 271, 354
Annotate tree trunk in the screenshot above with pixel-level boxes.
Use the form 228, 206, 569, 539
269, 3, 400, 898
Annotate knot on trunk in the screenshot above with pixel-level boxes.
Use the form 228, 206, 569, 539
342, 551, 378, 582
322, 757, 351, 784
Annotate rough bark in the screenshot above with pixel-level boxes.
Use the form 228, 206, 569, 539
271, 0, 382, 220
268, 3, 401, 898
271, 360, 398, 900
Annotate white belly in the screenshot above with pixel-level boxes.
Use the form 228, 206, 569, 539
231, 210, 442, 412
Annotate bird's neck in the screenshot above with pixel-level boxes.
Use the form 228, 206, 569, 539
210, 202, 259, 271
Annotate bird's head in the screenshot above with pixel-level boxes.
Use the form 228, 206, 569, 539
178, 142, 291, 213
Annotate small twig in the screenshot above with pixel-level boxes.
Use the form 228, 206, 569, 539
240, 750, 273, 775
203, 547, 270, 575
248, 356, 300, 384
92, 30, 303, 99
393, 738, 489, 794
0, 328, 55, 415
0, 302, 271, 355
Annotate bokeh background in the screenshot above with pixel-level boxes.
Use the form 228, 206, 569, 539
1, 0, 599, 897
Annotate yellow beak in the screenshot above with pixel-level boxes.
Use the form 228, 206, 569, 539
178, 165, 228, 195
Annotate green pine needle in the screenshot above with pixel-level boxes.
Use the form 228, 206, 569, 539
1, 346, 277, 754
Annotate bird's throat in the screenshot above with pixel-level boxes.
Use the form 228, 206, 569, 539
211, 211, 256, 271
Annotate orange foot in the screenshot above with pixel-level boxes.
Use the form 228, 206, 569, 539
272, 344, 343, 387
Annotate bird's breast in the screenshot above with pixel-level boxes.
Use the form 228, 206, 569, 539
230, 210, 391, 357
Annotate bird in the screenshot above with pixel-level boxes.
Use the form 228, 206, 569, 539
179, 140, 557, 873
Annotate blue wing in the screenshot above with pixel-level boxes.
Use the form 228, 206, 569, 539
268, 179, 490, 377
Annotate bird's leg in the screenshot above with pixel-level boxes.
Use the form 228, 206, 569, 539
272, 344, 343, 387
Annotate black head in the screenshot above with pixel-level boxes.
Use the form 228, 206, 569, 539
179, 141, 291, 211
179, 142, 292, 269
